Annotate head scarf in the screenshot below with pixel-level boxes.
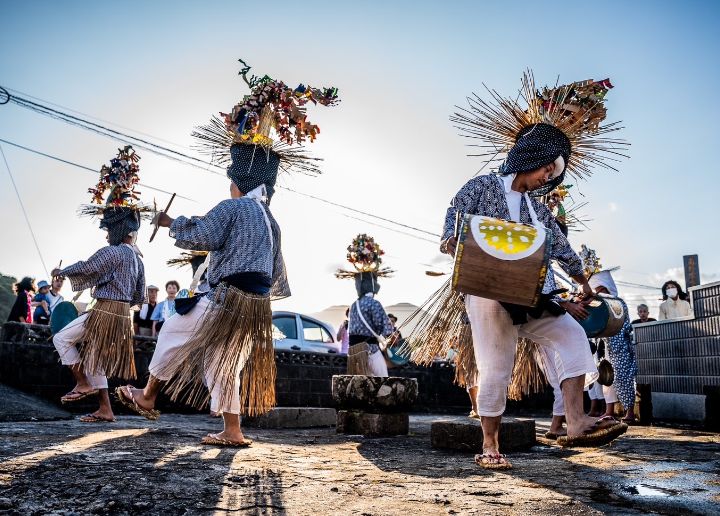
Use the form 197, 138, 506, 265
355, 272, 380, 298
589, 270, 618, 297
100, 207, 141, 246
227, 143, 280, 202
499, 123, 572, 197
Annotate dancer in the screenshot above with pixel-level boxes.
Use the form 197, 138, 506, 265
337, 234, 394, 377
52, 146, 147, 423
444, 74, 629, 468
588, 267, 638, 423
117, 60, 338, 446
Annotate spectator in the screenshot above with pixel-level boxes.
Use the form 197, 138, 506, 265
151, 280, 180, 336
631, 303, 656, 324
46, 276, 65, 316
387, 313, 403, 346
134, 285, 159, 337
32, 280, 52, 325
658, 280, 693, 321
336, 307, 350, 354
7, 276, 35, 323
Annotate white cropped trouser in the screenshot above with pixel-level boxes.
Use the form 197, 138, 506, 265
148, 297, 230, 414
538, 346, 565, 416
466, 295, 598, 417
52, 312, 108, 389
368, 349, 389, 377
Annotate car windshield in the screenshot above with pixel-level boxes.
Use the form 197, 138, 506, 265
272, 315, 298, 340
301, 318, 333, 343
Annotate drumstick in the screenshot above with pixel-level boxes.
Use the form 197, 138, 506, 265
149, 193, 176, 243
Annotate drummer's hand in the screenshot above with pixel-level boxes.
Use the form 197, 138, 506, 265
579, 281, 594, 299
560, 301, 589, 320
442, 237, 458, 257
152, 212, 174, 228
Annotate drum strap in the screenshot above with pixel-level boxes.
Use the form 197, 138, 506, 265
351, 301, 388, 351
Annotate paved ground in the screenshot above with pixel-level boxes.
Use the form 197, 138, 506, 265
0, 414, 718, 515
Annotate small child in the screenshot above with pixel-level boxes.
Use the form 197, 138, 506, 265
33, 280, 51, 325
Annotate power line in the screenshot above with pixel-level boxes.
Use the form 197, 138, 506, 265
0, 137, 195, 201
1, 85, 442, 240
0, 144, 49, 278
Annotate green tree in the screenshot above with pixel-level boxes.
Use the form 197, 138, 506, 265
0, 273, 18, 322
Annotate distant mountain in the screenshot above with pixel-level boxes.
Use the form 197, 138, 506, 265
310, 301, 425, 334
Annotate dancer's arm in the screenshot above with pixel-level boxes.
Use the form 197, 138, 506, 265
168, 199, 235, 251
55, 247, 117, 292
441, 177, 485, 255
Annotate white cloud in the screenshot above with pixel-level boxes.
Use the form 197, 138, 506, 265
608, 202, 619, 212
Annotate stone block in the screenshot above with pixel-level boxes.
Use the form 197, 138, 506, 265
243, 407, 336, 429
430, 418, 536, 452
652, 392, 706, 422
331, 375, 418, 412
336, 410, 409, 437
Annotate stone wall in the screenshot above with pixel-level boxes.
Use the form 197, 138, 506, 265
634, 281, 720, 426
0, 321, 554, 414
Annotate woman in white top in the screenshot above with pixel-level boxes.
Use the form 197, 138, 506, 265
658, 280, 693, 321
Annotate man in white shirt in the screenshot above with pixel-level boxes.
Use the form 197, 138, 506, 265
46, 276, 65, 315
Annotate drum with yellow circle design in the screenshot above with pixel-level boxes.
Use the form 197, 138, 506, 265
452, 215, 552, 307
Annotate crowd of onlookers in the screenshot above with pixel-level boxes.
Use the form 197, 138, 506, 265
5, 276, 186, 337
5, 277, 696, 334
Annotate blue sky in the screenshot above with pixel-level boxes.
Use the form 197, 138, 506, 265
1, 0, 719, 319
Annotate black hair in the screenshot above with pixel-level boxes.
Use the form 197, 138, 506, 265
15, 276, 35, 293
661, 280, 688, 301
165, 280, 181, 291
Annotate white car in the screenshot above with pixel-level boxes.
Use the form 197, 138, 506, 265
272, 311, 340, 354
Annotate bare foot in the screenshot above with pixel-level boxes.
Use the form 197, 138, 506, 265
127, 386, 155, 411
79, 408, 116, 423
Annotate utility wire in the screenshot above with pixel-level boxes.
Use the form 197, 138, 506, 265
1, 86, 441, 240
0, 144, 49, 277
0, 138, 195, 201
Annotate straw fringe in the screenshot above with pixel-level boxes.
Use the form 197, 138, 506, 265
453, 323, 477, 388
76, 300, 135, 379
158, 285, 275, 416
397, 280, 466, 367
347, 343, 372, 375
508, 338, 547, 401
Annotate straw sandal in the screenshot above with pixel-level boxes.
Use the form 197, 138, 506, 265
557, 416, 628, 448
475, 452, 512, 470
79, 414, 116, 423
468, 410, 481, 420
543, 430, 566, 440
114, 385, 160, 421
201, 433, 253, 448
61, 389, 99, 404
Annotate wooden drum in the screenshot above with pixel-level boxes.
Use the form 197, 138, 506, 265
579, 295, 626, 338
452, 215, 552, 307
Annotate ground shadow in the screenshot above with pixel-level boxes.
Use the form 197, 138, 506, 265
0, 417, 286, 514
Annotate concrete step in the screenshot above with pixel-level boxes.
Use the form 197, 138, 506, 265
243, 407, 336, 429
431, 417, 536, 452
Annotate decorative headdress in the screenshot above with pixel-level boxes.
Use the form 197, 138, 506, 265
192, 59, 339, 199
335, 234, 393, 297
580, 244, 620, 296
451, 71, 628, 196
543, 183, 590, 234
80, 146, 152, 245
167, 251, 209, 275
